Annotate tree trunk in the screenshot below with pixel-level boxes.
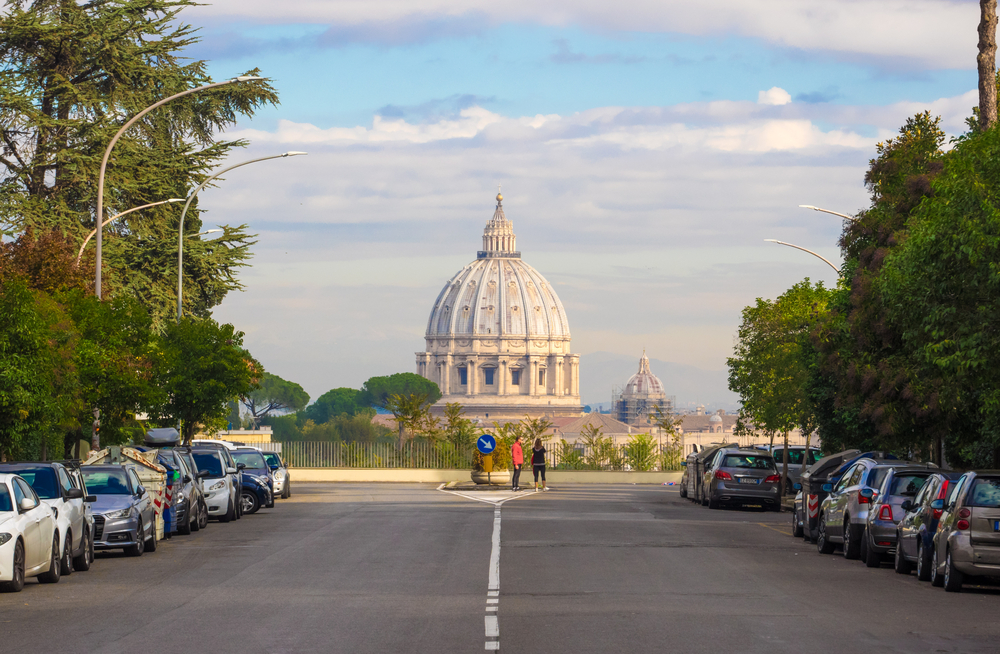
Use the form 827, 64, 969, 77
780, 431, 789, 498
398, 420, 405, 450
979, 0, 998, 130
91, 408, 101, 451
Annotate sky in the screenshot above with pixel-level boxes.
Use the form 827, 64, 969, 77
186, 0, 983, 407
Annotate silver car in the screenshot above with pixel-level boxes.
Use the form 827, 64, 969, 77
930, 470, 1000, 592
263, 452, 291, 499
770, 446, 822, 493
81, 465, 157, 556
702, 448, 781, 511
861, 467, 936, 567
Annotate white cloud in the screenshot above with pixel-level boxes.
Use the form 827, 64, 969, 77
758, 87, 792, 106
193, 0, 977, 69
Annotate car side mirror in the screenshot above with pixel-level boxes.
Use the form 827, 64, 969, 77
269, 465, 279, 471
226, 467, 237, 475
197, 471, 209, 479
85, 495, 97, 503
183, 475, 192, 484
237, 463, 247, 471
860, 488, 874, 499
793, 483, 802, 490
901, 499, 913, 512
65, 488, 84, 500
930, 499, 945, 511
822, 483, 833, 493
18, 497, 34, 512
680, 461, 687, 467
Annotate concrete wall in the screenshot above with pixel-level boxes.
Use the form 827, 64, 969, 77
291, 468, 684, 484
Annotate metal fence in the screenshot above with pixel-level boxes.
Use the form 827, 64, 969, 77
280, 440, 683, 471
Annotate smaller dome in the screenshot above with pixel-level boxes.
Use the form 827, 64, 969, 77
709, 414, 722, 423
623, 351, 665, 397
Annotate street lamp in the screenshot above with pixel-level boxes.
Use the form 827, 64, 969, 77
76, 198, 185, 266
195, 229, 223, 238
95, 75, 263, 299
176, 151, 307, 321
764, 239, 841, 274
798, 205, 858, 222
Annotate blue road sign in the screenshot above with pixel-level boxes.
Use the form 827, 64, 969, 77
476, 434, 497, 455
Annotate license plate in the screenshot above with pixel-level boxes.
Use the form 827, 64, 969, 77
738, 478, 760, 485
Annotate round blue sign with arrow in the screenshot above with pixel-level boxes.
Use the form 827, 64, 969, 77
476, 434, 497, 455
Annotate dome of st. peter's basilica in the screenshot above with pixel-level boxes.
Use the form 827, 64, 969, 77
416, 193, 582, 419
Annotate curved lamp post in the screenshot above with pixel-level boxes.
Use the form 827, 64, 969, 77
76, 198, 185, 266
798, 204, 858, 222
764, 239, 840, 274
176, 151, 307, 322
95, 75, 263, 299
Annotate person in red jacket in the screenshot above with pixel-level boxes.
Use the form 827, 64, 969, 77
511, 435, 524, 491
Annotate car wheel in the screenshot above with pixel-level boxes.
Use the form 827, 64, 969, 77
73, 525, 93, 572
679, 485, 687, 499
241, 491, 260, 515
894, 532, 912, 574
178, 506, 192, 535
60, 531, 73, 576
38, 533, 62, 583
843, 519, 861, 560
198, 501, 209, 530
219, 498, 233, 523
863, 529, 881, 568
792, 510, 804, 538
943, 548, 964, 592
285, 480, 291, 499
0, 540, 25, 592
708, 495, 720, 510
125, 521, 145, 557
930, 547, 944, 587
145, 522, 157, 552
917, 539, 932, 581
817, 515, 836, 554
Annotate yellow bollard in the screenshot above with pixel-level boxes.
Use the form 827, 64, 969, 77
482, 454, 494, 473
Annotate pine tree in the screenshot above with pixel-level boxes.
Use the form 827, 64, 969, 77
0, 0, 279, 326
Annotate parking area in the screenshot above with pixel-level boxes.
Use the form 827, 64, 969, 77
2, 483, 998, 653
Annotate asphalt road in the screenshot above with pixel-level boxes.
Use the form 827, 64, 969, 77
2, 483, 999, 653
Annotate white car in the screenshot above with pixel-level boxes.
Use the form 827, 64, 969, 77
0, 473, 62, 592
191, 449, 239, 522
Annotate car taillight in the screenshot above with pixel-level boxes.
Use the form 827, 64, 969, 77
957, 519, 970, 530
714, 470, 732, 480
879, 505, 893, 521
858, 491, 870, 504
764, 474, 780, 483
958, 507, 971, 519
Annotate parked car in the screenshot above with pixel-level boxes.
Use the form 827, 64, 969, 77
263, 451, 291, 499
860, 467, 936, 567
239, 472, 272, 515
191, 448, 240, 522
232, 448, 275, 508
175, 449, 211, 531
816, 456, 930, 558
769, 446, 822, 493
930, 470, 1000, 592
155, 449, 208, 535
701, 447, 782, 511
0, 461, 95, 575
892, 471, 962, 578
81, 465, 157, 556
0, 473, 62, 591
683, 442, 738, 503
193, 443, 244, 518
795, 449, 862, 542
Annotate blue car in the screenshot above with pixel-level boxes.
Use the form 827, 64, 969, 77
232, 448, 275, 509
239, 472, 272, 515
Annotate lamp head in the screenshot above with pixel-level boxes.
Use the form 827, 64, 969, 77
282, 151, 308, 157
233, 76, 264, 82
798, 205, 819, 211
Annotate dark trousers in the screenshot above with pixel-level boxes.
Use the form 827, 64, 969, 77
512, 464, 521, 489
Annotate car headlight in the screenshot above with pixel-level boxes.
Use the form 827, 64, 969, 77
210, 481, 225, 491
0, 533, 11, 546
175, 492, 185, 503
104, 508, 132, 519
273, 471, 285, 481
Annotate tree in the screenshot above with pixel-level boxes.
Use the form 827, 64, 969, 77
150, 317, 260, 443
359, 373, 442, 410
240, 372, 309, 428
0, 0, 278, 326
442, 402, 477, 448
383, 393, 434, 450
299, 387, 363, 424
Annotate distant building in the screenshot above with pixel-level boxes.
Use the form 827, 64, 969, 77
416, 192, 583, 420
612, 351, 674, 426
676, 406, 817, 454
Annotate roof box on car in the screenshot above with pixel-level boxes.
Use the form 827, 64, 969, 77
145, 428, 181, 447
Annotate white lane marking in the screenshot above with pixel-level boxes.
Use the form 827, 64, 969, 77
485, 505, 502, 650
485, 615, 499, 636
487, 598, 498, 604
489, 507, 501, 591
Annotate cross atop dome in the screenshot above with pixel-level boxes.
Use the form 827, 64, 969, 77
479, 189, 519, 259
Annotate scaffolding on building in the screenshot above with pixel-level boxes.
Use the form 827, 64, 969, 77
612, 385, 676, 426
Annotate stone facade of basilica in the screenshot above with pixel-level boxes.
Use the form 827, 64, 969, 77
416, 193, 583, 419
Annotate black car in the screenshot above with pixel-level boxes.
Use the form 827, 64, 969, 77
232, 448, 275, 509
239, 472, 272, 515
895, 471, 964, 580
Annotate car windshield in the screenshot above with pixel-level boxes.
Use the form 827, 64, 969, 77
866, 468, 889, 492
192, 452, 224, 478
233, 451, 267, 469
723, 455, 775, 470
889, 474, 928, 496
13, 468, 60, 499
263, 453, 281, 467
0, 484, 11, 511
82, 469, 131, 495
969, 478, 1000, 507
